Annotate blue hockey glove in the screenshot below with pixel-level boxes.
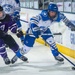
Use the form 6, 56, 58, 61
16, 30, 24, 38
12, 11, 20, 21
68, 22, 75, 31
31, 23, 41, 38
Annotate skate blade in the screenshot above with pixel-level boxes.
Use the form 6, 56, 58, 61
57, 61, 64, 64
9, 61, 29, 67
25, 60, 29, 63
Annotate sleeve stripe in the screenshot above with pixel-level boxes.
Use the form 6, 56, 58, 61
0, 51, 7, 55
30, 20, 39, 25
30, 15, 41, 25
32, 17, 39, 20
9, 23, 17, 29
0, 45, 5, 49
10, 26, 17, 31
30, 18, 39, 22
63, 18, 69, 25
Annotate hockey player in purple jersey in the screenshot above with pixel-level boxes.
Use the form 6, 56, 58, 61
0, 6, 28, 65
0, 0, 25, 44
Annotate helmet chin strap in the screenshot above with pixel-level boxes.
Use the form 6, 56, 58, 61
0, 11, 6, 20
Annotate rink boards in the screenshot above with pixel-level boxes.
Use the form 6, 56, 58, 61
36, 38, 75, 59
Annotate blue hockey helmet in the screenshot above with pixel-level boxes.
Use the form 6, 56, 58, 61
48, 4, 58, 13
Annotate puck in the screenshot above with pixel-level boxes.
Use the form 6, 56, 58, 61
72, 67, 75, 70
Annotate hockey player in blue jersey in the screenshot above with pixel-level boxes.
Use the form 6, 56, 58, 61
0, 0, 25, 44
11, 3, 75, 64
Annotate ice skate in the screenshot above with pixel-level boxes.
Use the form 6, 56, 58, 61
11, 55, 18, 64
11, 55, 28, 64
54, 55, 64, 64
20, 55, 29, 63
3, 57, 10, 65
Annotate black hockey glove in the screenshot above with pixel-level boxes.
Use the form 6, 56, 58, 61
16, 30, 24, 38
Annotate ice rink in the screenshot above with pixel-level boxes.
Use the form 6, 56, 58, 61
0, 14, 75, 75
0, 35, 75, 75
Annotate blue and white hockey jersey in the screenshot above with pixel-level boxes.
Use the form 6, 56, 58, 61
0, 0, 20, 15
30, 10, 75, 32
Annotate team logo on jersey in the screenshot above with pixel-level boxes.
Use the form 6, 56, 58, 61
2, 4, 13, 12
0, 25, 5, 31
42, 12, 47, 17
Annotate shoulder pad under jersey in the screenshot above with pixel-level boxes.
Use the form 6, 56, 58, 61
40, 10, 50, 21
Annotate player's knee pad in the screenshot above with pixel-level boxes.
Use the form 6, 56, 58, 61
20, 45, 31, 55
3, 35, 19, 49
46, 37, 55, 45
46, 37, 59, 56
24, 35, 36, 47
46, 37, 57, 50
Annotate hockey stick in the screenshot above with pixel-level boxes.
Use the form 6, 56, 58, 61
58, 51, 75, 70
20, 19, 29, 23
20, 19, 75, 69
23, 32, 62, 36
43, 38, 75, 70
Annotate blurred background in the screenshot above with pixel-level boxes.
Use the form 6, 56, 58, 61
20, 0, 75, 13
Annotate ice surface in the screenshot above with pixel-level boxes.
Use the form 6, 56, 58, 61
0, 13, 75, 75
0, 41, 75, 75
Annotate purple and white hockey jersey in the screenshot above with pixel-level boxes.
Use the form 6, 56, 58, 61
0, 14, 17, 33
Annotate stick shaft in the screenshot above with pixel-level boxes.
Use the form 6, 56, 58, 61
59, 52, 75, 66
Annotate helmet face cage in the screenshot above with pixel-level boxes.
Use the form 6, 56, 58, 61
48, 4, 58, 13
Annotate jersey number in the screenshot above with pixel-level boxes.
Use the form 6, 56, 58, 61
0, 25, 5, 31
5, 8, 10, 12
